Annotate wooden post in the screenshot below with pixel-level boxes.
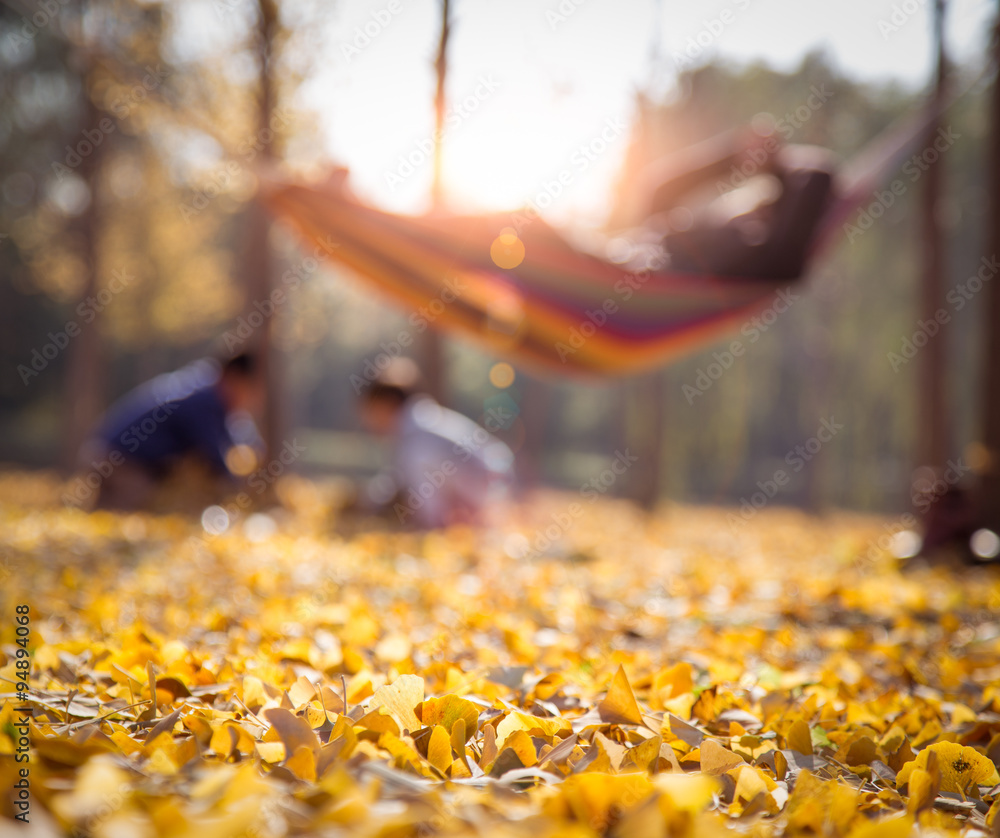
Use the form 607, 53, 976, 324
979, 5, 1000, 530
629, 370, 665, 509
432, 0, 450, 212
420, 0, 451, 404
62, 91, 106, 468
243, 0, 283, 459
919, 0, 950, 471
62, 2, 105, 469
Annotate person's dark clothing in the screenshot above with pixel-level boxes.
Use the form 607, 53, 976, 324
97, 360, 236, 476
664, 167, 833, 280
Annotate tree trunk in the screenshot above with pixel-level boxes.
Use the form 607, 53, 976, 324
919, 0, 950, 471
629, 370, 664, 509
244, 0, 282, 462
62, 92, 105, 469
420, 0, 451, 405
979, 5, 1000, 530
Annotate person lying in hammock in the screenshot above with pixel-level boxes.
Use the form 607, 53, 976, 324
637, 122, 838, 281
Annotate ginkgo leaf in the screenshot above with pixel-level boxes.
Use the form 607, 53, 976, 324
906, 767, 938, 814
786, 719, 813, 755
480, 723, 498, 770
285, 744, 318, 781
416, 695, 479, 742
494, 709, 571, 748
504, 729, 539, 767
288, 675, 318, 708
355, 707, 401, 737
489, 746, 527, 777
728, 763, 778, 814
597, 666, 643, 726
626, 735, 662, 773
263, 708, 319, 756
369, 675, 424, 733
255, 740, 285, 763
425, 725, 452, 773
654, 663, 694, 702
844, 735, 877, 767
898, 742, 1000, 794
700, 738, 744, 775
155, 677, 191, 701
144, 709, 182, 744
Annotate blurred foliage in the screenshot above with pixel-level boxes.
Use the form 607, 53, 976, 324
0, 2, 993, 514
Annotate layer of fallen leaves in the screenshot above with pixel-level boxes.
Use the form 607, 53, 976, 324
1, 471, 1000, 837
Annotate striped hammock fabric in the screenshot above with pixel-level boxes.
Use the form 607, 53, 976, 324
259, 106, 940, 377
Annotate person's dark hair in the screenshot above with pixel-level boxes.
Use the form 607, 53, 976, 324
365, 381, 410, 407
361, 356, 423, 406
221, 352, 258, 378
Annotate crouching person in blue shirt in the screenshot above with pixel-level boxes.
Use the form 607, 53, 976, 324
77, 353, 264, 511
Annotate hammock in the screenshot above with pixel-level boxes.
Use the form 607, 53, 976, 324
259, 106, 943, 376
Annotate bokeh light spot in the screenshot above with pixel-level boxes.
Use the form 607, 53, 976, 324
201, 505, 230, 535
225, 444, 258, 477
970, 528, 1000, 561
489, 362, 515, 389
490, 228, 525, 269
889, 530, 922, 560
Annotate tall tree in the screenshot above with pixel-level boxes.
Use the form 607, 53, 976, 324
421, 0, 451, 405
980, 5, 1000, 530
62, 87, 106, 468
241, 0, 283, 460
919, 0, 950, 472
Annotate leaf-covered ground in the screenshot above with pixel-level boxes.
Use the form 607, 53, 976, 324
2, 471, 1000, 837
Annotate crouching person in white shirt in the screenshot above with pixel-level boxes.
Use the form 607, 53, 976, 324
359, 358, 515, 529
